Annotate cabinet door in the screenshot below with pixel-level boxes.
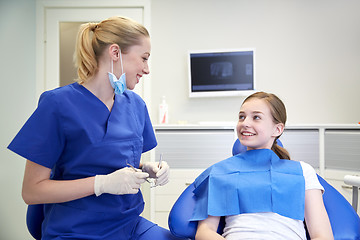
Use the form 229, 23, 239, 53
152, 128, 236, 228
281, 129, 320, 168
154, 129, 236, 169
153, 169, 204, 228
325, 130, 360, 171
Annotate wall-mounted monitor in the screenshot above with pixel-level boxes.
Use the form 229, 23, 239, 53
188, 48, 255, 98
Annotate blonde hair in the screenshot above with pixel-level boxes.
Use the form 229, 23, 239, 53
74, 16, 149, 83
242, 92, 291, 160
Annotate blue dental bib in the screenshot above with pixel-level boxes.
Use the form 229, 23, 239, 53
190, 149, 305, 221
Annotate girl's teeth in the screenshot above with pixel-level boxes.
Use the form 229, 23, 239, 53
242, 132, 254, 136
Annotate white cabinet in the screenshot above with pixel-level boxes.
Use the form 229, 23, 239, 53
280, 128, 320, 168
325, 129, 360, 170
323, 129, 360, 215
153, 127, 237, 169
150, 126, 236, 228
149, 124, 360, 228
152, 169, 204, 228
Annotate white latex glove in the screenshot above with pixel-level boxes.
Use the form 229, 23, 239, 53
94, 167, 149, 196
142, 161, 170, 186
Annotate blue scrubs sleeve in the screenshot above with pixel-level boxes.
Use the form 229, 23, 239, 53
129, 91, 157, 153
142, 104, 157, 153
8, 91, 65, 169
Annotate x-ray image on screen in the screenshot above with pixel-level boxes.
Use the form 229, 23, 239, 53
210, 62, 233, 80
189, 49, 255, 97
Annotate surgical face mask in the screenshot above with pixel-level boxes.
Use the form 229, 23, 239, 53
108, 51, 126, 95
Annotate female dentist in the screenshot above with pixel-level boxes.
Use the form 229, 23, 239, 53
8, 16, 181, 240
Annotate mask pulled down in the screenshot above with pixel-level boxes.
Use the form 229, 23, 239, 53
108, 72, 126, 95
108, 50, 126, 95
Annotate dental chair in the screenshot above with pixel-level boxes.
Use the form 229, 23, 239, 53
26, 204, 43, 240
168, 139, 360, 240
344, 175, 360, 212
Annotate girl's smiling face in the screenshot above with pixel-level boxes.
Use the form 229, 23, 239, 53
236, 98, 284, 150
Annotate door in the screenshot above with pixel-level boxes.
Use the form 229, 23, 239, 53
36, 1, 151, 100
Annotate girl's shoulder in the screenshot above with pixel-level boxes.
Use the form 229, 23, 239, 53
298, 161, 324, 191
299, 161, 316, 175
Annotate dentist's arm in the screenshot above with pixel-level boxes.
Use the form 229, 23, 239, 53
22, 160, 95, 204
22, 160, 149, 205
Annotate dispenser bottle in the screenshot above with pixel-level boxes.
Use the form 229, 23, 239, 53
159, 96, 169, 124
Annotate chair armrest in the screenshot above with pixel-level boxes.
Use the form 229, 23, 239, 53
26, 204, 44, 240
344, 175, 360, 212
168, 183, 198, 239
344, 175, 360, 187
318, 175, 360, 240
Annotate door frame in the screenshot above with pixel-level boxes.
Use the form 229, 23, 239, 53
35, 0, 151, 103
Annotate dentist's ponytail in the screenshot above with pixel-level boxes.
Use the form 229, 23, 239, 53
74, 16, 149, 83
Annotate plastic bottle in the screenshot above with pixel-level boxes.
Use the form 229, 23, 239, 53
159, 96, 169, 124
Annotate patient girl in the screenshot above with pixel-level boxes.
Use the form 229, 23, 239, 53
193, 92, 333, 240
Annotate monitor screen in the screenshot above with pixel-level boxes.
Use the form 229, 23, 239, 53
188, 49, 255, 98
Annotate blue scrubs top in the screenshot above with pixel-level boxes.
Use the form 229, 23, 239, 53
8, 83, 157, 239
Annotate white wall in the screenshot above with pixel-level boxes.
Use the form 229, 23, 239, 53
1, 0, 360, 238
0, 0, 36, 239
150, 0, 360, 125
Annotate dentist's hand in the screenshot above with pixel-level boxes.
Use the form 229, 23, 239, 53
142, 161, 170, 186
94, 167, 149, 196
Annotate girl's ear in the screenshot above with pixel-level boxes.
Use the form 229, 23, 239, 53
108, 44, 120, 60
273, 123, 285, 137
